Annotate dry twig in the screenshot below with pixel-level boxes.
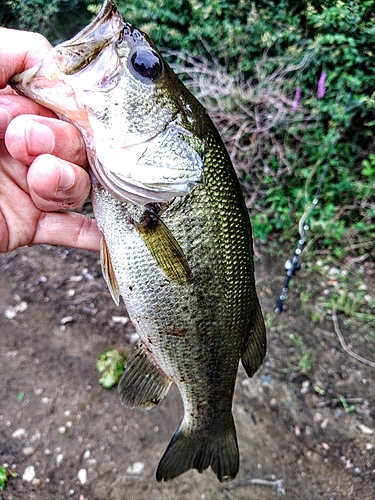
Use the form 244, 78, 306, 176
223, 477, 286, 497
332, 307, 375, 368
168, 51, 314, 198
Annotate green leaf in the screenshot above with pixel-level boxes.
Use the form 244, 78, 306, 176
96, 349, 129, 389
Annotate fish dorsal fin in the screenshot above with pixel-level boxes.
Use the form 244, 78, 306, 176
135, 211, 192, 285
118, 342, 172, 409
241, 298, 267, 377
100, 234, 120, 306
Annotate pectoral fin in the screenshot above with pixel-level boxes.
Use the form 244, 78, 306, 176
241, 297, 267, 377
100, 235, 120, 306
118, 342, 172, 409
135, 212, 192, 285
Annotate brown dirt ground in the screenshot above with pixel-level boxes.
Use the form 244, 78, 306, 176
0, 241, 374, 500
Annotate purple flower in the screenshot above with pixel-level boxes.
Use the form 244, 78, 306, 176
292, 86, 301, 110
317, 72, 327, 99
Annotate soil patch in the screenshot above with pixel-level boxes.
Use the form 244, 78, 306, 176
1, 243, 374, 499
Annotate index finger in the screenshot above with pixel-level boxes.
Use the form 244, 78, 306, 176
0, 28, 52, 89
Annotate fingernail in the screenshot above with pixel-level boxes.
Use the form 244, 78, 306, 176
57, 161, 75, 191
0, 106, 10, 136
26, 120, 55, 156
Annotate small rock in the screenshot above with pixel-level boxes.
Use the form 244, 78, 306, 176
12, 428, 27, 440
328, 267, 340, 276
358, 424, 374, 435
30, 430, 41, 442
22, 447, 35, 456
334, 409, 343, 419
78, 469, 87, 485
56, 454, 64, 465
31, 478, 41, 486
83, 450, 90, 461
301, 380, 310, 394
22, 465, 36, 482
5, 301, 28, 319
5, 307, 18, 319
321, 418, 329, 430
261, 374, 272, 384
129, 333, 139, 343
69, 275, 83, 282
58, 426, 66, 434
60, 316, 74, 325
126, 462, 144, 474
111, 316, 129, 325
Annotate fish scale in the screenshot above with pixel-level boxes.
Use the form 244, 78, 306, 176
10, 0, 266, 482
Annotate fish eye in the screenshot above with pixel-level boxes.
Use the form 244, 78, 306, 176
130, 49, 163, 81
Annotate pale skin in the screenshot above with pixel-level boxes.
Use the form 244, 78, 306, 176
0, 28, 101, 253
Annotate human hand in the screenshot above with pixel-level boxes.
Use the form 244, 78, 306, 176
0, 28, 100, 253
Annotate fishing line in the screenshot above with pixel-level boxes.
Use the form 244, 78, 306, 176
274, 159, 329, 313
274, 48, 367, 313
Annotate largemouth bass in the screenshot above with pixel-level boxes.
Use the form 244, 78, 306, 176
10, 0, 266, 482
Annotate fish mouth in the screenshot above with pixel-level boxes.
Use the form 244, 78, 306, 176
53, 0, 124, 77
9, 0, 124, 96
61, 0, 121, 48
10, 0, 204, 207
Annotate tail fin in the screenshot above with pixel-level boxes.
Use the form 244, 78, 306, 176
156, 415, 239, 482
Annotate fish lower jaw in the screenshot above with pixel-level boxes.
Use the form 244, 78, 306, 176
91, 160, 197, 206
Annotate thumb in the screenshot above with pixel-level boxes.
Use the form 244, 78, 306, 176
28, 154, 91, 211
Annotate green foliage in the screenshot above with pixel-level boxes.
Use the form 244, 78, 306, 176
0, 468, 6, 491
121, 0, 305, 73
287, 333, 315, 374
16, 391, 24, 401
339, 394, 356, 413
0, 467, 17, 491
0, 0, 96, 44
96, 348, 128, 389
322, 265, 375, 325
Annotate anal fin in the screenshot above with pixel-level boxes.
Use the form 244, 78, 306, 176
241, 297, 267, 377
100, 235, 120, 306
118, 342, 172, 409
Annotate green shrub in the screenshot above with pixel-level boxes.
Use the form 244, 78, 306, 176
0, 0, 96, 43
